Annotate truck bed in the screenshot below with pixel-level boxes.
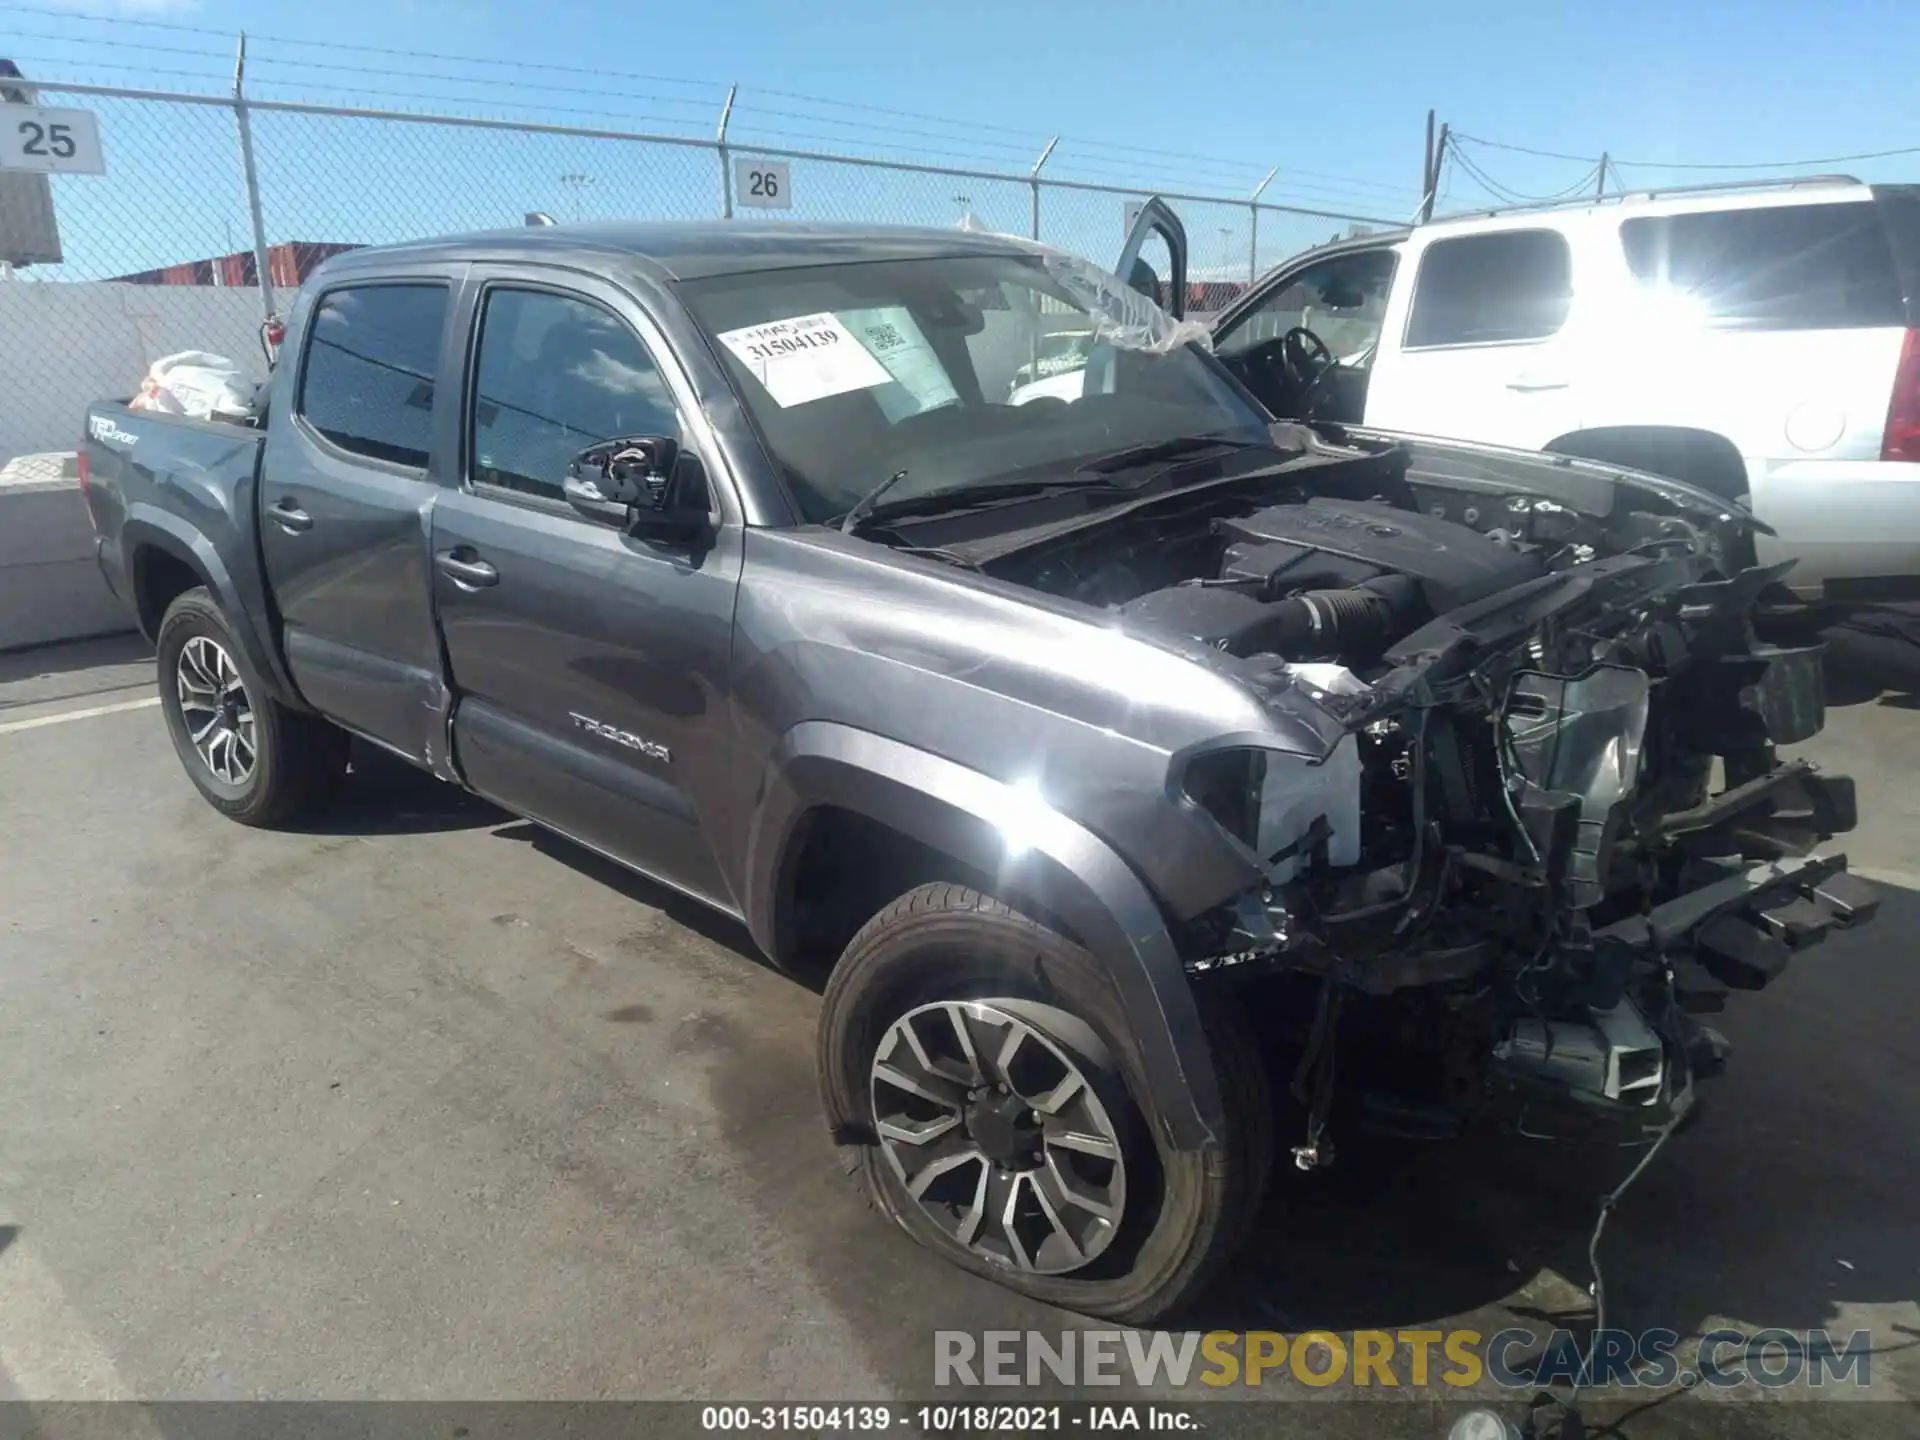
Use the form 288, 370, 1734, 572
81, 401, 282, 687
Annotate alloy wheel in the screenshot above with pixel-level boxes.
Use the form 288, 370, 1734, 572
870, 999, 1127, 1274
176, 635, 256, 785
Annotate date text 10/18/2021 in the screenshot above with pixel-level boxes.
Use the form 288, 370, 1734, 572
701, 1407, 1196, 1432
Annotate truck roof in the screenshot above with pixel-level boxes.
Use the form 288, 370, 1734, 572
324, 220, 1035, 283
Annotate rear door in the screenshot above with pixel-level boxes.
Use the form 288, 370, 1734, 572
1363, 225, 1585, 450
259, 270, 460, 766
429, 267, 745, 908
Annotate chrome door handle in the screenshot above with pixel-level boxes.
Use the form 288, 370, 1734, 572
435, 550, 499, 589
269, 498, 313, 533
1505, 376, 1570, 392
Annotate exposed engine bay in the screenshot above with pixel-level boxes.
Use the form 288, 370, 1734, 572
974, 428, 1877, 1147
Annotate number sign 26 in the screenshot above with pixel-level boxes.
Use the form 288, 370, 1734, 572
735, 159, 792, 210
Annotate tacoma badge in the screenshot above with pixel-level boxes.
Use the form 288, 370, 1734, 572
569, 712, 670, 762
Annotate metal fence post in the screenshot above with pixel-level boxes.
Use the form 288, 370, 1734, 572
230, 33, 276, 319
717, 84, 737, 219
1029, 136, 1058, 240
1247, 166, 1278, 284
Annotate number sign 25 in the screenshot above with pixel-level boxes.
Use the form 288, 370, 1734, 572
1, 106, 106, 174
735, 159, 792, 210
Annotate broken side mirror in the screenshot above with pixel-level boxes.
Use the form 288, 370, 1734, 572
563, 435, 712, 543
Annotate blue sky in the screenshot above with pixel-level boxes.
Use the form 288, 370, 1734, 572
8, 0, 1920, 280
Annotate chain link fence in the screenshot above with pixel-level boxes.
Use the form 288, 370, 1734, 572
0, 79, 1395, 471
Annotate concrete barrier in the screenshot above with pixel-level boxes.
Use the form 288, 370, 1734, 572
0, 452, 137, 653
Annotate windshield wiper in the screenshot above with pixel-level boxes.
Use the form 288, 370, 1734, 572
840, 468, 912, 535
832, 475, 1130, 533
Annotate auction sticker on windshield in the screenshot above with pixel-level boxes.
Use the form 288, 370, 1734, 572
716, 312, 891, 407
842, 306, 959, 420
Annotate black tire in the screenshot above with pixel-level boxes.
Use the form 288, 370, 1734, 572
155, 586, 347, 827
817, 882, 1272, 1324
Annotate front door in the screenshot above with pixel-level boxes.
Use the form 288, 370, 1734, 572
260, 274, 459, 766
431, 272, 744, 908
1364, 225, 1585, 450
1116, 197, 1189, 319
1210, 244, 1400, 422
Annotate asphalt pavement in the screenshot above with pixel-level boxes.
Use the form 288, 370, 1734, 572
1, 633, 1914, 1437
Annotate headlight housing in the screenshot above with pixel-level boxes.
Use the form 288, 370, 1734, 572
1181, 747, 1267, 851
1181, 742, 1363, 877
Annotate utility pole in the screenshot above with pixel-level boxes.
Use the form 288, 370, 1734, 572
1421, 109, 1436, 218
1596, 152, 1610, 197
1420, 120, 1448, 223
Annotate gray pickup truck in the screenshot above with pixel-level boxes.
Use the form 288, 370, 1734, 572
80, 215, 1875, 1323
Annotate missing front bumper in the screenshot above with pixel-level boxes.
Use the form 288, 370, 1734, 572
1492, 852, 1877, 1123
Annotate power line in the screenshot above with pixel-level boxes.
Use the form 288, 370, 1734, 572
0, 1, 232, 37
1445, 136, 1600, 205
0, 0, 1433, 188
6, 29, 725, 113
736, 86, 1060, 142
0, 27, 231, 62
1456, 128, 1920, 174
0, 3, 724, 90
1452, 133, 1601, 165
728, 104, 1040, 158
1445, 144, 1535, 204
2, 55, 234, 86
1, 0, 1410, 209
721, 125, 1055, 170
250, 57, 721, 114
1054, 135, 1418, 199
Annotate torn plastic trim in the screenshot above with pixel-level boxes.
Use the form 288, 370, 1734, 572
999, 238, 1215, 355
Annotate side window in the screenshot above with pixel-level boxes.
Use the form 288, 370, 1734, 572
1404, 230, 1573, 348
469, 288, 681, 501
1126, 231, 1176, 311
1620, 203, 1905, 330
1216, 250, 1399, 359
297, 283, 448, 468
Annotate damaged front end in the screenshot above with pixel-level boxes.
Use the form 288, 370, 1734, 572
1158, 462, 1876, 1153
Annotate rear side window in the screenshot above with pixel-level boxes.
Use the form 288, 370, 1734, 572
1620, 203, 1906, 330
298, 283, 447, 467
1405, 230, 1573, 348
469, 287, 680, 501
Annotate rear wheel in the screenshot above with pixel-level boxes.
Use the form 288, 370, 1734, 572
818, 882, 1272, 1324
156, 587, 347, 826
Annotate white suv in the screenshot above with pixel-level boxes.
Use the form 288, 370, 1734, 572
1182, 179, 1920, 600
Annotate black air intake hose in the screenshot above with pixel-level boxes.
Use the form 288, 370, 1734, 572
1263, 574, 1419, 658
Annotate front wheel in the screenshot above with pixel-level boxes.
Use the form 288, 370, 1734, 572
817, 883, 1272, 1324
156, 587, 346, 826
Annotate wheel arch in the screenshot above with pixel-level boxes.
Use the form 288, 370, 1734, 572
1544, 424, 1750, 503
122, 506, 301, 706
743, 721, 1224, 1153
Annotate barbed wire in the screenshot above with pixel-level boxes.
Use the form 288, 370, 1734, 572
0, 0, 1418, 209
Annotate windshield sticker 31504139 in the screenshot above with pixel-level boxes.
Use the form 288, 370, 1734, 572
715, 311, 892, 407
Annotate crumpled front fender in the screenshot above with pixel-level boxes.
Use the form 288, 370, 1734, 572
744, 721, 1225, 1153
